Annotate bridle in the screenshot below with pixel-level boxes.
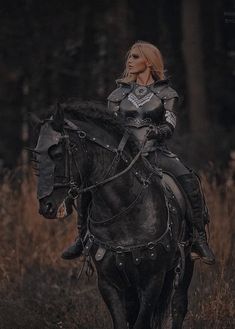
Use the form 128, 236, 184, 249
58, 119, 162, 203
37, 118, 181, 279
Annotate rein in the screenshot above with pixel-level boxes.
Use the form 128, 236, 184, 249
63, 119, 152, 199
55, 119, 176, 269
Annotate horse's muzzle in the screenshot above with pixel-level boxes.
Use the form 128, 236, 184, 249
39, 199, 58, 219
39, 197, 73, 219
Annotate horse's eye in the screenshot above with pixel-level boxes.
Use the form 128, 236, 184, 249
48, 145, 63, 160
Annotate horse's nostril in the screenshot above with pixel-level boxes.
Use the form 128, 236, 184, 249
49, 207, 54, 214
46, 202, 53, 213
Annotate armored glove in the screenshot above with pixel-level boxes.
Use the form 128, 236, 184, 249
147, 124, 174, 141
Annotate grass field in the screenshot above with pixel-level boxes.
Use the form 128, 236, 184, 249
0, 169, 234, 329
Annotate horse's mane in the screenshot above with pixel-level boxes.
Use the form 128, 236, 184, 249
48, 99, 139, 153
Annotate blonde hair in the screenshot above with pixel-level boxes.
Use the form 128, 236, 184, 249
119, 41, 166, 84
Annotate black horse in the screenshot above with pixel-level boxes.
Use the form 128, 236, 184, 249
33, 100, 194, 329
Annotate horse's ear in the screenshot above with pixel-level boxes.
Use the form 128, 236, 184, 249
28, 112, 43, 125
52, 103, 64, 131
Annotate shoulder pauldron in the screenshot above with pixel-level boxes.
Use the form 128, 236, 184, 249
150, 85, 179, 101
107, 85, 133, 103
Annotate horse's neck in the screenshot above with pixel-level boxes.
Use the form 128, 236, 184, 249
69, 119, 169, 244
86, 143, 115, 183
87, 146, 168, 243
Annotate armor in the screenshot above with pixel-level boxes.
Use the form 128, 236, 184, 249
62, 79, 215, 265
106, 79, 215, 265
107, 79, 179, 151
35, 121, 61, 200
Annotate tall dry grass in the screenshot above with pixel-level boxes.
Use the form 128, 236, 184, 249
0, 168, 234, 329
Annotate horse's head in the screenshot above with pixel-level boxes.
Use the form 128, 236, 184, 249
34, 104, 81, 219
33, 99, 138, 221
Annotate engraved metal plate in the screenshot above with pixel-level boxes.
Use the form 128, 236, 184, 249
95, 246, 107, 261
135, 85, 148, 96
128, 92, 154, 108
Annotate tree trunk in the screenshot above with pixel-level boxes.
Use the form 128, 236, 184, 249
181, 0, 208, 133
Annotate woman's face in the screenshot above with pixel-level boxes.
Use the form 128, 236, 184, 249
127, 47, 149, 75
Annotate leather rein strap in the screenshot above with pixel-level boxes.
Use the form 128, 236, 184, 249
63, 119, 148, 197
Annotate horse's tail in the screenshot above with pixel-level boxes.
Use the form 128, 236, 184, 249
152, 270, 175, 329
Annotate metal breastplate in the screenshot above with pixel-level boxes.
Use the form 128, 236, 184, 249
119, 84, 164, 150
119, 84, 164, 123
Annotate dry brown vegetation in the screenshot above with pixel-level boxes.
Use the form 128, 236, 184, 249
0, 168, 234, 329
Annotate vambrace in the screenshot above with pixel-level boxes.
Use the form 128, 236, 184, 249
147, 123, 174, 141
151, 96, 178, 141
147, 99, 177, 142
156, 123, 174, 140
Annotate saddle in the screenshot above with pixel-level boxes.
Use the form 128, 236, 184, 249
162, 172, 188, 220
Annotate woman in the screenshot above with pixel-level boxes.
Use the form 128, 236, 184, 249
62, 41, 215, 265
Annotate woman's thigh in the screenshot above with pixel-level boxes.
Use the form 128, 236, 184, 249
155, 152, 190, 177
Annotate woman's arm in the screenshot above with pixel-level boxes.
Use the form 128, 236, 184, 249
148, 89, 179, 141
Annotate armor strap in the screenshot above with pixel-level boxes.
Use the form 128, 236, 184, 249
117, 129, 130, 153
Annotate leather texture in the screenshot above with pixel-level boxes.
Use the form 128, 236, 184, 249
107, 79, 179, 152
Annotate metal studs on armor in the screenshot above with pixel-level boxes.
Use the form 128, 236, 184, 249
135, 85, 148, 96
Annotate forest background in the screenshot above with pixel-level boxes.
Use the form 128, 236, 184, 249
0, 1, 234, 328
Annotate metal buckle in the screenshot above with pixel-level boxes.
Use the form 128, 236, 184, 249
68, 186, 79, 199
116, 246, 125, 253
147, 242, 155, 249
143, 178, 150, 188
78, 131, 86, 139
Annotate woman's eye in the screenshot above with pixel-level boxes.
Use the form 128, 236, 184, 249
132, 54, 139, 59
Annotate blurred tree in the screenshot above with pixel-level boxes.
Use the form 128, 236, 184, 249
182, 0, 208, 133
0, 0, 234, 171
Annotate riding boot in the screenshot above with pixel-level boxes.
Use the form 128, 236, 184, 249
61, 192, 91, 260
61, 224, 85, 260
177, 173, 215, 265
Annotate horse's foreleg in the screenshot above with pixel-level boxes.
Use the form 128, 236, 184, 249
171, 256, 194, 329
98, 276, 128, 329
125, 287, 140, 328
133, 272, 166, 329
